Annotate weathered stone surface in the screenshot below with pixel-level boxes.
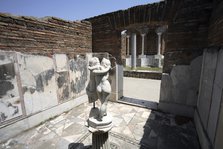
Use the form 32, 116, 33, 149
187, 56, 203, 106
69, 55, 88, 98
207, 49, 223, 144
124, 71, 161, 80
214, 93, 223, 149
159, 55, 202, 114
17, 53, 58, 115
197, 48, 218, 129
0, 52, 23, 123
194, 110, 212, 149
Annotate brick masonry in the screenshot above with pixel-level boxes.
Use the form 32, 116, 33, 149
208, 0, 223, 47
0, 13, 92, 56
86, 0, 213, 73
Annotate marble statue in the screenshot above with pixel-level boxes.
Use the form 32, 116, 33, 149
86, 57, 100, 108
86, 57, 113, 149
93, 58, 111, 121
86, 57, 111, 121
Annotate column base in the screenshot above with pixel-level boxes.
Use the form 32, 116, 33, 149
138, 54, 147, 58
155, 54, 164, 68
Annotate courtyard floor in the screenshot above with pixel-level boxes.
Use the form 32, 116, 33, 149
0, 101, 200, 149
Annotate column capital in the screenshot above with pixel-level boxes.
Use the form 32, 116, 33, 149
137, 27, 149, 35
141, 33, 146, 37
155, 26, 167, 35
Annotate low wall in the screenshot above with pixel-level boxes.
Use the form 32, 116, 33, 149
0, 51, 90, 142
124, 70, 162, 80
158, 55, 203, 117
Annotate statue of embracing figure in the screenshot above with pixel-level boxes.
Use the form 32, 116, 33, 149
86, 57, 111, 121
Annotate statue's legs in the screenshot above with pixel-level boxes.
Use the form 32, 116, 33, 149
98, 92, 110, 121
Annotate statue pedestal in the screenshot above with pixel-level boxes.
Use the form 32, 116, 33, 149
87, 112, 112, 149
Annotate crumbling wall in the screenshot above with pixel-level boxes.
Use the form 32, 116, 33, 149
0, 13, 92, 55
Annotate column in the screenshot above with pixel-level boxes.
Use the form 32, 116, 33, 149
131, 33, 136, 70
126, 35, 130, 56
155, 26, 166, 68
141, 33, 146, 56
157, 32, 162, 55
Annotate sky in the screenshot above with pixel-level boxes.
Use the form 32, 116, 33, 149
0, 0, 160, 21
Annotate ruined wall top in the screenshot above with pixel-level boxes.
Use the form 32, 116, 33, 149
0, 13, 92, 56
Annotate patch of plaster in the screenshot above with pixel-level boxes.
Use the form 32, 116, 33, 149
69, 56, 88, 95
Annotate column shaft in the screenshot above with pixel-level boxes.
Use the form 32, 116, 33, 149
141, 34, 145, 56
157, 33, 162, 55
131, 33, 136, 69
126, 36, 130, 56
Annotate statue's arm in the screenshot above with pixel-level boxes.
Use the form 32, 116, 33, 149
93, 67, 110, 74
88, 65, 100, 70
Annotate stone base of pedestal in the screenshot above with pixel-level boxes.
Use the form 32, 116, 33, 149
87, 112, 113, 149
88, 114, 112, 131
92, 131, 110, 149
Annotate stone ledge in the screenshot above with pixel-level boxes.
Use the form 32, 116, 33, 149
124, 70, 162, 80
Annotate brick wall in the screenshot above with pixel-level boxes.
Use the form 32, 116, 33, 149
86, 0, 181, 64
0, 13, 92, 56
86, 0, 212, 72
208, 0, 223, 46
163, 0, 212, 73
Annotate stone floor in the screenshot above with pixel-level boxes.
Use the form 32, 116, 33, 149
0, 101, 200, 149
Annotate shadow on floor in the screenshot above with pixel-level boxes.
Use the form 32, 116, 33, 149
139, 110, 201, 149
68, 143, 91, 149
119, 96, 158, 110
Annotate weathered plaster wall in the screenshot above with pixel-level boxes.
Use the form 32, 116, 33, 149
17, 53, 58, 115
0, 52, 23, 123
0, 13, 92, 55
0, 51, 90, 142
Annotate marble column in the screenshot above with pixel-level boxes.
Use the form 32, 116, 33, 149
157, 32, 162, 56
141, 33, 146, 56
131, 33, 137, 70
155, 26, 166, 68
126, 35, 130, 56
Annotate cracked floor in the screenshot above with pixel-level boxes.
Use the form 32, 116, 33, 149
0, 101, 200, 149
